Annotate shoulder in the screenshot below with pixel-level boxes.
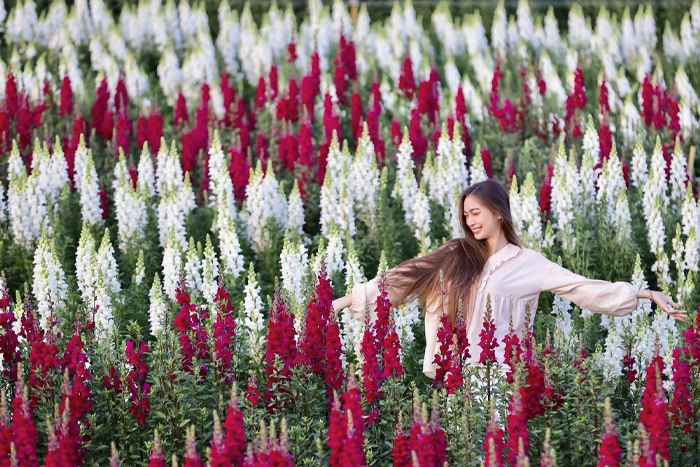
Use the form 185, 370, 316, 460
517, 247, 554, 267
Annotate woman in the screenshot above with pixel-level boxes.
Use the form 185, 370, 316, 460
331, 179, 687, 379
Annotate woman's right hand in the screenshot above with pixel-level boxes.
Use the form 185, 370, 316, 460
647, 290, 688, 322
331, 294, 352, 320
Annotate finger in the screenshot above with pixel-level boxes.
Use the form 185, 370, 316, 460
671, 312, 687, 322
668, 299, 679, 308
668, 309, 688, 322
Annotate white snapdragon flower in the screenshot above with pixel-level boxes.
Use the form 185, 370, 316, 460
551, 142, 579, 251
244, 160, 287, 252
280, 231, 309, 311
469, 145, 488, 185
669, 143, 689, 205
241, 262, 266, 364
629, 138, 648, 190
352, 124, 380, 229
149, 273, 167, 337
137, 143, 157, 200
392, 132, 419, 225
114, 159, 147, 252
325, 223, 346, 277
520, 173, 543, 250
33, 231, 68, 333
133, 251, 145, 286
207, 131, 237, 227
201, 235, 219, 306
598, 319, 625, 384
162, 229, 183, 300
509, 175, 524, 238
284, 180, 305, 238
183, 237, 202, 292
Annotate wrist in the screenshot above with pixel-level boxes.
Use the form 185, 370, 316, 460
637, 290, 653, 300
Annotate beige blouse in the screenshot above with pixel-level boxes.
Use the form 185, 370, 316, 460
348, 243, 642, 378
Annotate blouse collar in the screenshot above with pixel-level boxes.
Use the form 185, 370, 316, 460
478, 243, 522, 293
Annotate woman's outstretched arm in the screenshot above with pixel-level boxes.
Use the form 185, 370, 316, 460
333, 241, 454, 320
331, 275, 403, 320
541, 258, 687, 322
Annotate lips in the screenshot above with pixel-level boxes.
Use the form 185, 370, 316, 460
472, 227, 482, 234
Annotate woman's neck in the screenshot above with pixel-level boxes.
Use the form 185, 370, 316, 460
486, 234, 510, 257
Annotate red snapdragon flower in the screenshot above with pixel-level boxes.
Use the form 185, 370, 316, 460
671, 347, 693, 434
365, 109, 386, 164
288, 42, 297, 63
175, 92, 189, 127
478, 295, 499, 365
5, 73, 19, 118
409, 109, 427, 166
264, 287, 298, 408
334, 55, 348, 106
340, 36, 358, 81
148, 112, 164, 153
408, 395, 448, 467
597, 399, 622, 467
641, 74, 654, 126
639, 355, 671, 464
60, 76, 74, 117
125, 341, 151, 425
242, 422, 294, 467
299, 264, 334, 376
10, 372, 39, 467
223, 384, 247, 465
539, 163, 554, 221
213, 281, 237, 383
399, 57, 416, 100
149, 432, 166, 467
392, 425, 411, 467
116, 111, 132, 155
102, 366, 122, 393
370, 80, 382, 113
245, 375, 261, 407
483, 404, 505, 467
505, 378, 529, 465
0, 288, 20, 382
329, 374, 366, 467
599, 79, 610, 115
184, 427, 203, 467
391, 119, 403, 148
229, 147, 251, 207
137, 115, 148, 150
114, 78, 130, 115
360, 310, 382, 407
92, 79, 110, 134
173, 282, 210, 377
351, 92, 364, 139
325, 316, 345, 397
269, 65, 279, 101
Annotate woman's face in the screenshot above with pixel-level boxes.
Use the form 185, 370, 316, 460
463, 195, 502, 240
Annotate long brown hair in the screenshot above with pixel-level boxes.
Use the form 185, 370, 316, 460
385, 179, 522, 325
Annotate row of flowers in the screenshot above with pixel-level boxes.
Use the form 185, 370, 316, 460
1, 260, 699, 465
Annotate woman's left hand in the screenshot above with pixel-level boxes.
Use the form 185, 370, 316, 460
648, 290, 688, 322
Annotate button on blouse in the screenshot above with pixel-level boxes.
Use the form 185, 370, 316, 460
349, 243, 641, 379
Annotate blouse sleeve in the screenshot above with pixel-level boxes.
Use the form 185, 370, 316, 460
349, 276, 381, 321
540, 259, 641, 317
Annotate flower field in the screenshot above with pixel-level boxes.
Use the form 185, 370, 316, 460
0, 0, 700, 465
